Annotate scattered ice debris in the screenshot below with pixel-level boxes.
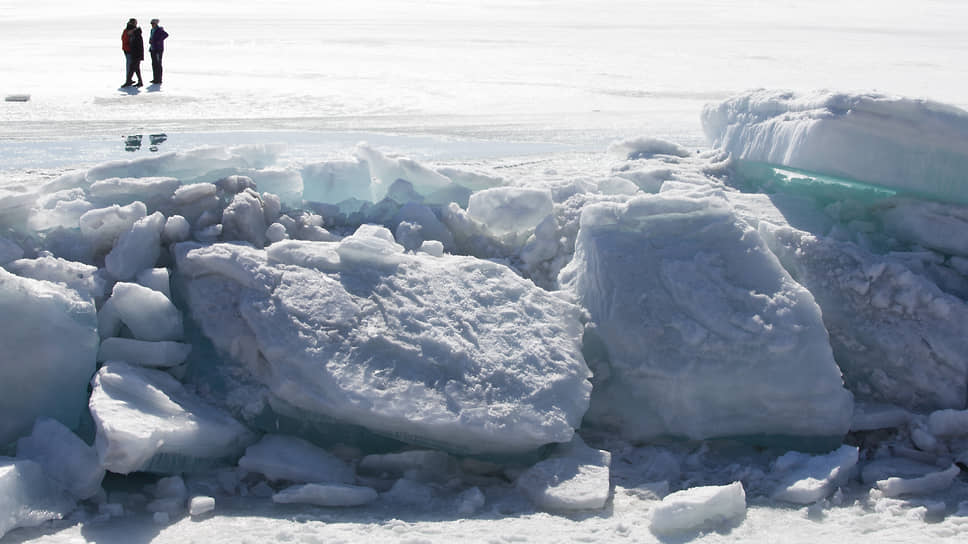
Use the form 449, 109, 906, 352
272, 483, 379, 507
89, 362, 255, 474
516, 436, 612, 512
650, 481, 747, 535
770, 445, 858, 504
238, 434, 355, 485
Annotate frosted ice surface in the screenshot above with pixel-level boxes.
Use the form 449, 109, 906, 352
0, 268, 97, 446
516, 436, 612, 511
135, 267, 171, 299
770, 445, 858, 504
0, 458, 74, 540
0, 237, 23, 264
272, 483, 378, 507
176, 226, 591, 455
97, 337, 192, 368
560, 193, 852, 443
359, 450, 458, 483
85, 144, 285, 183
355, 144, 453, 202
109, 282, 184, 342
105, 211, 166, 281
607, 136, 691, 160
702, 90, 968, 204
650, 481, 746, 535
88, 177, 179, 207
876, 464, 961, 498
466, 187, 553, 236
89, 362, 255, 474
238, 434, 355, 484
874, 198, 968, 258
760, 223, 968, 411
16, 418, 105, 500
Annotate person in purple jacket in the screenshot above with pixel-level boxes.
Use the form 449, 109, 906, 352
148, 18, 169, 85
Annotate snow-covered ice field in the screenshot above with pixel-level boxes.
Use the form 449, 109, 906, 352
3, 1, 968, 542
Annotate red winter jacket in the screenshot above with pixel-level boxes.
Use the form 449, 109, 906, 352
122, 29, 130, 52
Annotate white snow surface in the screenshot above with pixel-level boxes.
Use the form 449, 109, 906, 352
3, 2, 968, 542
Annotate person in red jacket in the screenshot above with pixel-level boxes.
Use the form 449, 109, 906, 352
122, 18, 144, 88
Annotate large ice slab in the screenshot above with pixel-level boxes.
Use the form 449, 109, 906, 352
175, 226, 591, 455
560, 192, 852, 444
0, 268, 98, 446
238, 434, 354, 484
702, 90, 968, 204
89, 362, 255, 474
760, 223, 968, 411
770, 445, 858, 504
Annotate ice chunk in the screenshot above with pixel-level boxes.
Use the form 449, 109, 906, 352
176, 233, 591, 455
189, 496, 215, 516
560, 193, 852, 443
851, 402, 914, 432
302, 158, 373, 204
771, 445, 858, 504
650, 481, 746, 535
86, 144, 283, 183
163, 215, 191, 244
0, 237, 23, 264
105, 211, 166, 281
876, 464, 961, 498
79, 201, 147, 254
136, 267, 171, 298
875, 199, 968, 258
238, 434, 354, 484
272, 483, 378, 507
516, 436, 612, 511
88, 177, 180, 207
222, 190, 268, 248
97, 337, 192, 368
927, 409, 968, 437
860, 457, 945, 485
171, 182, 217, 206
608, 136, 691, 159
392, 203, 455, 251
89, 362, 255, 474
147, 475, 187, 515
0, 458, 74, 540
16, 418, 104, 500
702, 90, 968, 204
359, 450, 457, 483
466, 187, 553, 236
356, 144, 453, 202
110, 282, 184, 341
761, 223, 968, 411
456, 486, 486, 515
5, 255, 106, 301
0, 268, 97, 446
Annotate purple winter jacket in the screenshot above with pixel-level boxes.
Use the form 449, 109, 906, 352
149, 26, 169, 53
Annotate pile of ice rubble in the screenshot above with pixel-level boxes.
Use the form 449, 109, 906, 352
2, 89, 968, 539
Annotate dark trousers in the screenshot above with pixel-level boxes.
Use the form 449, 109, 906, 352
150, 50, 164, 83
125, 53, 142, 85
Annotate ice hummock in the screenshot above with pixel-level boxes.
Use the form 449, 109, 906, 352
560, 190, 853, 445
702, 89, 968, 204
0, 458, 75, 539
174, 226, 592, 455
